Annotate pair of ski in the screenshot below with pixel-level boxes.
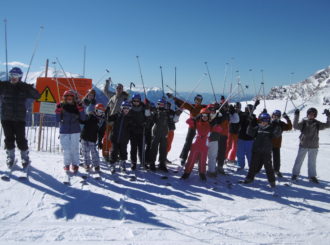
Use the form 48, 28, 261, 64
1, 160, 29, 181
63, 170, 101, 185
237, 180, 281, 197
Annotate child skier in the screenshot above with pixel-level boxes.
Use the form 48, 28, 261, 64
56, 90, 86, 172
241, 113, 281, 187
108, 101, 132, 171
80, 103, 106, 172
270, 110, 292, 178
291, 108, 330, 183
225, 103, 240, 164
181, 108, 211, 181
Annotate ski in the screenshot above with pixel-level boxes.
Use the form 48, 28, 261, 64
1, 159, 18, 181
17, 166, 30, 180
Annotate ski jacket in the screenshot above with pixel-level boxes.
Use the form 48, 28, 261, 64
209, 113, 226, 141
293, 114, 330, 148
83, 97, 96, 114
187, 118, 211, 146
229, 112, 240, 134
0, 81, 40, 121
56, 103, 86, 134
128, 103, 149, 133
80, 113, 106, 143
108, 112, 132, 144
271, 118, 292, 148
167, 109, 181, 131
238, 111, 257, 141
152, 109, 170, 137
173, 97, 206, 118
247, 123, 281, 153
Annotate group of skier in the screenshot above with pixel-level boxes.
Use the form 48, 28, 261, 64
1, 67, 330, 189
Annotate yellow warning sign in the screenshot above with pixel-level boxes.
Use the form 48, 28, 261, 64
37, 86, 56, 103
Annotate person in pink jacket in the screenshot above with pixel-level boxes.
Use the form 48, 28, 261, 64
181, 108, 211, 181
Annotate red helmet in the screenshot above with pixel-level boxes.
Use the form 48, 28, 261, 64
88, 88, 96, 95
63, 90, 75, 98
200, 108, 210, 114
95, 103, 105, 111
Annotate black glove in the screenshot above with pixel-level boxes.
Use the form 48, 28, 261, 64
166, 93, 173, 99
282, 112, 289, 119
262, 108, 267, 114
214, 103, 220, 110
229, 105, 235, 114
254, 99, 260, 107
324, 109, 330, 117
98, 142, 103, 149
294, 109, 300, 115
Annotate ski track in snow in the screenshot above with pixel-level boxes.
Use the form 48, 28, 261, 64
0, 100, 330, 244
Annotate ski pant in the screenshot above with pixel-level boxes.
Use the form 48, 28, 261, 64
102, 124, 112, 158
130, 132, 143, 164
60, 133, 80, 166
179, 127, 196, 162
145, 127, 152, 163
207, 140, 218, 173
81, 140, 100, 167
1, 120, 28, 151
150, 133, 167, 165
226, 133, 238, 161
184, 143, 208, 174
272, 147, 281, 172
110, 140, 128, 164
217, 135, 228, 169
246, 151, 275, 184
166, 130, 175, 153
292, 147, 318, 178
237, 139, 253, 169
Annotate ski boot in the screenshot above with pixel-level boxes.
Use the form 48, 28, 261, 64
71, 165, 79, 173
207, 171, 217, 178
94, 165, 101, 173
6, 149, 15, 169
63, 165, 70, 172
199, 173, 207, 181
309, 177, 319, 184
158, 163, 169, 173
291, 175, 298, 181
275, 171, 283, 178
149, 163, 156, 171
242, 178, 253, 184
217, 166, 226, 175
120, 160, 126, 171
131, 162, 137, 171
270, 181, 276, 188
181, 172, 190, 180
20, 150, 30, 169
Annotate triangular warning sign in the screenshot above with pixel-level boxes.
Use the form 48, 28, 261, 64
37, 86, 56, 103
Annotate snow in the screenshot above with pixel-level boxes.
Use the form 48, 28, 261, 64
0, 94, 330, 244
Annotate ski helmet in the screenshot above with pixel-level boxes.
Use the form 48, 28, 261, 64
95, 103, 105, 112
194, 94, 203, 101
258, 113, 271, 122
87, 88, 96, 95
121, 100, 132, 110
63, 90, 75, 98
150, 102, 156, 108
132, 93, 141, 101
157, 98, 166, 108
272, 110, 281, 117
9, 67, 23, 78
207, 104, 216, 112
200, 108, 210, 114
307, 107, 318, 117
245, 104, 254, 112
235, 102, 242, 110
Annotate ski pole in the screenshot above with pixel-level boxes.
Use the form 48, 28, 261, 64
174, 66, 177, 109
4, 19, 9, 81
136, 56, 147, 99
222, 62, 229, 95
160, 66, 165, 98
93, 69, 110, 88
249, 68, 257, 96
56, 57, 77, 93
260, 69, 266, 109
24, 26, 44, 83
204, 61, 217, 102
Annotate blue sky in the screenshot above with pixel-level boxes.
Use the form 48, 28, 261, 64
1, 0, 329, 94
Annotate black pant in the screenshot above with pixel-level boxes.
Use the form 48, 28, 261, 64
272, 147, 281, 172
1, 120, 28, 151
110, 141, 128, 164
150, 132, 167, 166
217, 135, 228, 168
130, 132, 144, 163
144, 127, 152, 163
246, 151, 275, 183
179, 128, 196, 161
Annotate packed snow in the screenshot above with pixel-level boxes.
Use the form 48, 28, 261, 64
0, 95, 330, 244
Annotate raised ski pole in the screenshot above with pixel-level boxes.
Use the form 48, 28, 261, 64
4, 19, 9, 81
24, 26, 44, 83
136, 56, 147, 99
174, 66, 177, 99
93, 69, 110, 88
222, 62, 229, 95
261, 69, 266, 109
204, 61, 217, 102
160, 66, 165, 99
249, 68, 257, 96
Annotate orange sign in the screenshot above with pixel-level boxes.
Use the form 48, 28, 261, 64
33, 77, 92, 114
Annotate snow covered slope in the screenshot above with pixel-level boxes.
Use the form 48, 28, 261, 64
0, 97, 330, 244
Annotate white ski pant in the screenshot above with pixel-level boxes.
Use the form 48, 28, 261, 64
60, 133, 80, 166
292, 147, 318, 178
208, 141, 218, 173
81, 139, 100, 166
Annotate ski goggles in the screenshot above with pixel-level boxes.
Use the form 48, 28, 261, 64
9, 73, 23, 78
96, 109, 105, 114
122, 106, 131, 110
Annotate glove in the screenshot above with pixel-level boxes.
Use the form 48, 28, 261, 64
282, 112, 289, 119
77, 103, 84, 112
262, 108, 267, 114
294, 109, 300, 115
214, 102, 220, 110
229, 105, 235, 114
55, 103, 62, 114
98, 142, 103, 149
324, 109, 330, 117
166, 93, 173, 99
254, 99, 260, 107
175, 108, 183, 115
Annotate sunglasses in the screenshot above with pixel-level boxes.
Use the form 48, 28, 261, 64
122, 107, 130, 110
132, 100, 140, 103
202, 114, 209, 117
10, 73, 22, 78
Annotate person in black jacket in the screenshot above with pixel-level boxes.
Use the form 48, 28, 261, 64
128, 93, 151, 170
108, 101, 133, 171
80, 103, 106, 172
242, 112, 281, 187
0, 67, 40, 169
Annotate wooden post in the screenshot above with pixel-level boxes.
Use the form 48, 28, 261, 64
37, 113, 44, 151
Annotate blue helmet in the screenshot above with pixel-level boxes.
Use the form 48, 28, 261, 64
132, 93, 141, 101
272, 110, 281, 117
9, 67, 23, 78
259, 113, 271, 122
121, 100, 132, 109
150, 102, 156, 108
157, 98, 167, 107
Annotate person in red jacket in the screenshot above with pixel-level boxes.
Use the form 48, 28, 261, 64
181, 108, 211, 181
